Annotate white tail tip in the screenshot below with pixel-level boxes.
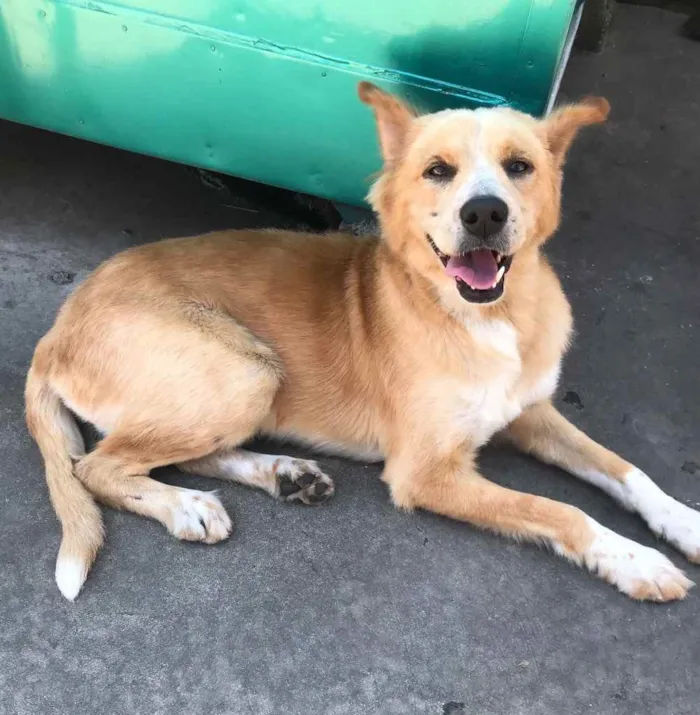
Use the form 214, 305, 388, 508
55, 555, 87, 601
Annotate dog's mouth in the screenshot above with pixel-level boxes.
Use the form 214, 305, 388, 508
427, 236, 513, 304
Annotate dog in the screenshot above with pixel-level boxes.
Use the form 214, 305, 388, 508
26, 82, 700, 602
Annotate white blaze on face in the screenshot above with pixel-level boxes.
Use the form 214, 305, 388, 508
429, 111, 525, 257
452, 114, 511, 220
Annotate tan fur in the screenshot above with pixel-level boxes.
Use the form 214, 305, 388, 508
27, 84, 695, 602
25, 364, 104, 585
505, 401, 632, 482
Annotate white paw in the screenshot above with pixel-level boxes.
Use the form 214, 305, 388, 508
617, 469, 700, 563
584, 521, 693, 601
645, 498, 700, 564
169, 490, 232, 544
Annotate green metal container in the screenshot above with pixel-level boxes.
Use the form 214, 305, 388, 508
0, 0, 582, 206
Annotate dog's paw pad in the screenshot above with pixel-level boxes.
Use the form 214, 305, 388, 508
277, 462, 335, 506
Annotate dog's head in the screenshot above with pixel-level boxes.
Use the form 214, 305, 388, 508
359, 82, 609, 307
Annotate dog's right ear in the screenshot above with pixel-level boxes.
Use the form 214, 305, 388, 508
358, 82, 416, 165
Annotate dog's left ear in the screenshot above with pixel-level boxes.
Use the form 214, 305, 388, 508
358, 82, 416, 165
542, 97, 610, 165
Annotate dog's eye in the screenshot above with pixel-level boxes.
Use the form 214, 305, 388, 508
504, 159, 533, 177
423, 162, 456, 182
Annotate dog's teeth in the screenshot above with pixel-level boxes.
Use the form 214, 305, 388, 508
496, 265, 505, 282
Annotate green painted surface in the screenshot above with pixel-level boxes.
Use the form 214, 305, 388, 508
0, 0, 578, 205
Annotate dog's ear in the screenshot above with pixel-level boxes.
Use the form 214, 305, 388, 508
358, 82, 416, 165
542, 97, 610, 165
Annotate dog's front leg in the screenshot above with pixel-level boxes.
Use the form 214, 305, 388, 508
504, 401, 700, 564
383, 446, 692, 600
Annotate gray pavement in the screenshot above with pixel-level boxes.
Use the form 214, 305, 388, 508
1, 5, 699, 714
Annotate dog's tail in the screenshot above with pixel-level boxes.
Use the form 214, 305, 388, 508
25, 358, 103, 601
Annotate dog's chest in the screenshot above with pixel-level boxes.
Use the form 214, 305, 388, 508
420, 320, 558, 448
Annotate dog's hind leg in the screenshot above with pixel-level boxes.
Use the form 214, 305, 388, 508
76, 452, 233, 544
504, 401, 700, 564
53, 307, 285, 597
74, 331, 281, 540
179, 449, 334, 505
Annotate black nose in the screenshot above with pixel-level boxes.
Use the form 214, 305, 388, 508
460, 195, 509, 238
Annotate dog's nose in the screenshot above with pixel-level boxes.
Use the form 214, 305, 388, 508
460, 196, 509, 238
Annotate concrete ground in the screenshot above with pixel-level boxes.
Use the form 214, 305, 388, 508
1, 5, 699, 714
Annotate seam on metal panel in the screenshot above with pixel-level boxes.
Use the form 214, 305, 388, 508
53, 0, 509, 107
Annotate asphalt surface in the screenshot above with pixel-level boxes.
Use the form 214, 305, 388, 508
1, 5, 699, 715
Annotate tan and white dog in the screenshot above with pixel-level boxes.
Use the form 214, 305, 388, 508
26, 83, 700, 602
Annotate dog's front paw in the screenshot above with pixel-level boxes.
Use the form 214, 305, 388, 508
584, 522, 693, 601
276, 460, 335, 505
646, 498, 700, 564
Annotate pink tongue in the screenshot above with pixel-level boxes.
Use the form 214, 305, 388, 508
445, 249, 498, 290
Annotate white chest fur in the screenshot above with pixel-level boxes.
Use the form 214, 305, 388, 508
423, 319, 560, 450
